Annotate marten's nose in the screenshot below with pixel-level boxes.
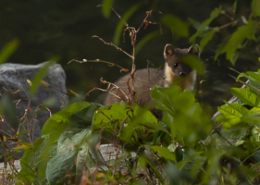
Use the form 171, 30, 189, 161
179, 72, 186, 77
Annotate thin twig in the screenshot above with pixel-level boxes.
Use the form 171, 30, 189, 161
40, 80, 69, 96
68, 59, 129, 73
92, 35, 134, 60
111, 7, 128, 27
136, 10, 153, 33
0, 115, 16, 135
215, 18, 240, 30
85, 78, 130, 103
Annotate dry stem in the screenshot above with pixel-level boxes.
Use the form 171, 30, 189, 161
92, 35, 133, 60
68, 58, 129, 73
85, 77, 130, 103
83, 8, 161, 106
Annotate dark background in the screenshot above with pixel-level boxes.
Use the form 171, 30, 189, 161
0, 0, 259, 112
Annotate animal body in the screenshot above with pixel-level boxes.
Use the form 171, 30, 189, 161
103, 44, 200, 108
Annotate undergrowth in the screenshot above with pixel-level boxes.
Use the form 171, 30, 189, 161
1, 0, 260, 184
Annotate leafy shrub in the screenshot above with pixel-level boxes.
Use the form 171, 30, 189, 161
13, 0, 260, 184
16, 70, 260, 184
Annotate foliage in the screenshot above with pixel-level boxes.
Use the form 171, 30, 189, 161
3, 0, 260, 184
29, 61, 56, 95
16, 71, 260, 184
0, 39, 18, 64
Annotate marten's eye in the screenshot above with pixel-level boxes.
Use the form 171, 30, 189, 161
174, 63, 178, 68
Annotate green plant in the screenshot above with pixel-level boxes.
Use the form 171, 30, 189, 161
14, 0, 260, 184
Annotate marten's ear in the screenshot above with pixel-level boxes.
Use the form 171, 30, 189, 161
188, 44, 200, 58
164, 44, 175, 59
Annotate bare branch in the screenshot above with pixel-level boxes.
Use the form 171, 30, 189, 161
92, 35, 133, 60
68, 59, 129, 73
136, 10, 153, 33
111, 7, 128, 27
85, 78, 130, 103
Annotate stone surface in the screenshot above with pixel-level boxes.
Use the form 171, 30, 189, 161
0, 62, 68, 161
0, 160, 20, 185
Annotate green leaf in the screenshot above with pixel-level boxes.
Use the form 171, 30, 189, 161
18, 101, 91, 184
12, 144, 31, 150
233, 0, 237, 13
216, 103, 250, 128
92, 103, 158, 144
139, 122, 169, 135
150, 146, 176, 161
0, 39, 19, 64
182, 55, 205, 74
240, 107, 260, 125
92, 102, 129, 133
151, 86, 211, 145
190, 6, 222, 42
46, 129, 92, 184
68, 103, 98, 128
246, 71, 260, 84
164, 162, 181, 185
0, 95, 19, 129
113, 3, 141, 45
135, 31, 160, 55
162, 15, 189, 37
102, 0, 113, 18
251, 0, 260, 17
200, 29, 218, 51
218, 20, 258, 65
214, 35, 231, 61
29, 61, 55, 95
231, 88, 260, 107
189, 18, 201, 30
177, 150, 204, 171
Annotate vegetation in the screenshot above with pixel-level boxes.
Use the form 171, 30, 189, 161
1, 0, 260, 184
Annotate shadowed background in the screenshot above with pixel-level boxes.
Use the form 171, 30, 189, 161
1, 0, 259, 112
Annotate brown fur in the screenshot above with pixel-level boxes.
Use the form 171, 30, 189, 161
103, 44, 200, 107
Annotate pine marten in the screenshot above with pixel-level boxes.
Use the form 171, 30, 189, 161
103, 44, 200, 108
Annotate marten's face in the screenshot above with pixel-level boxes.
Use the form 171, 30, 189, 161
164, 44, 200, 78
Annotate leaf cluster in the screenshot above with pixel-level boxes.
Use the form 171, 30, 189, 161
15, 68, 260, 184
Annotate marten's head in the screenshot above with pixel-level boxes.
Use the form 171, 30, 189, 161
163, 44, 200, 78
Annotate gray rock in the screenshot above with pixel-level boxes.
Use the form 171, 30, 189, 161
0, 62, 68, 161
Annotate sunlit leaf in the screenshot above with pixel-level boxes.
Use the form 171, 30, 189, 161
231, 88, 260, 107
162, 15, 189, 37
216, 103, 250, 128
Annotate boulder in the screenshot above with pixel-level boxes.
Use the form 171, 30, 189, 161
0, 62, 68, 161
